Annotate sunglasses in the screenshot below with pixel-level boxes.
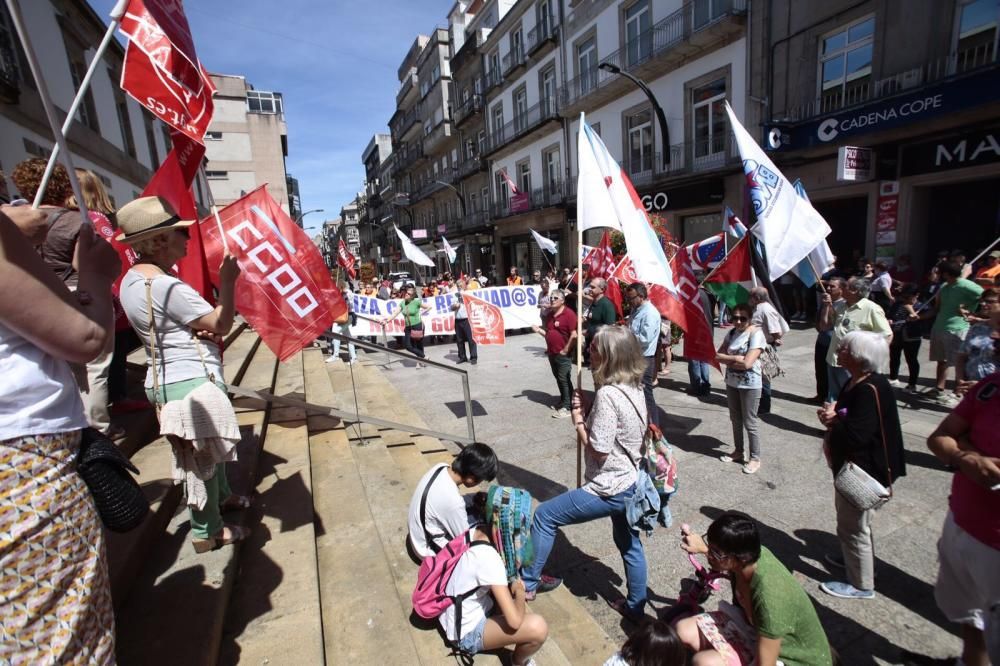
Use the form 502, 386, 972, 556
732, 316, 748, 323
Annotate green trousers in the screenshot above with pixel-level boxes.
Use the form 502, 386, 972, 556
147, 377, 232, 539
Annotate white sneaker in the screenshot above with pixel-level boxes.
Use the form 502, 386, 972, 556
887, 379, 905, 388
325, 356, 339, 364
347, 359, 357, 365
551, 408, 571, 419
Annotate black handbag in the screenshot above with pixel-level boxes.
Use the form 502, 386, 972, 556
76, 427, 149, 532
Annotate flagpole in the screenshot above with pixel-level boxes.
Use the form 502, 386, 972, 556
805, 254, 828, 294
29, 0, 128, 208
575, 224, 584, 489
698, 234, 749, 287
200, 167, 230, 253
6, 0, 87, 218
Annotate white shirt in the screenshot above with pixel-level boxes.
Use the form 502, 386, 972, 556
440, 541, 507, 640
120, 270, 223, 389
407, 463, 471, 559
872, 272, 892, 295
0, 321, 86, 439
751, 301, 789, 344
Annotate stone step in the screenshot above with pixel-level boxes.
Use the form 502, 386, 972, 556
218, 354, 324, 666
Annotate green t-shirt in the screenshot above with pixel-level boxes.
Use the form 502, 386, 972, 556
750, 547, 832, 666
932, 278, 983, 333
588, 296, 617, 334
402, 298, 424, 327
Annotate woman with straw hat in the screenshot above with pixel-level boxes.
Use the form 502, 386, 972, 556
116, 195, 250, 553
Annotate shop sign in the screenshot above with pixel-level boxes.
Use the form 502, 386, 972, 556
766, 65, 1000, 152
510, 191, 531, 213
637, 179, 724, 212
837, 146, 873, 181
899, 127, 1000, 176
875, 181, 899, 263
437, 224, 447, 233
412, 228, 427, 239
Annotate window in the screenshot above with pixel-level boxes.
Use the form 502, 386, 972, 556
955, 0, 999, 71
247, 90, 283, 114
577, 37, 598, 95
143, 114, 159, 167
489, 50, 501, 84
539, 66, 556, 115
113, 84, 136, 158
469, 191, 478, 212
511, 28, 524, 63
206, 170, 228, 179
819, 16, 874, 112
625, 2, 652, 67
543, 147, 561, 193
513, 87, 528, 132
538, 0, 552, 38
626, 108, 653, 176
0, 6, 23, 82
693, 0, 730, 30
495, 171, 509, 207
492, 104, 505, 143
205, 131, 223, 140
478, 129, 486, 155
67, 60, 99, 132
517, 160, 531, 192
692, 78, 727, 158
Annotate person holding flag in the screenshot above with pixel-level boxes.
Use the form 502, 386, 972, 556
626, 283, 663, 427
450, 278, 478, 365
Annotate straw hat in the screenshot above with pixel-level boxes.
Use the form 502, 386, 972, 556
115, 196, 194, 243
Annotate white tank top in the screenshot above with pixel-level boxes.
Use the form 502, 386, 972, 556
0, 320, 86, 440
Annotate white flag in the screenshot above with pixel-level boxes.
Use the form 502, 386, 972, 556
530, 228, 558, 254
394, 225, 435, 267
576, 114, 674, 290
724, 101, 832, 281
789, 180, 835, 287
440, 236, 457, 263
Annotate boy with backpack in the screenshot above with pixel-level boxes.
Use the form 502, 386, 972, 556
407, 443, 499, 560
413, 485, 548, 666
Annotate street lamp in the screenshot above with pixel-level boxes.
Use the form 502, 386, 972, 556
434, 179, 467, 217
295, 208, 324, 227
597, 62, 670, 169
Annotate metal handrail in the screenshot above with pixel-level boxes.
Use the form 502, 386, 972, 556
325, 328, 476, 443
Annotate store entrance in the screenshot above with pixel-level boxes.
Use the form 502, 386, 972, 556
814, 196, 869, 272
921, 179, 1000, 268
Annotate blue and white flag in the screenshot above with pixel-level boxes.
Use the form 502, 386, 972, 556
789, 180, 836, 287
724, 206, 748, 239
725, 101, 831, 281
684, 233, 727, 270
530, 228, 558, 254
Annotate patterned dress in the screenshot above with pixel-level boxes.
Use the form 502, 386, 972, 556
0, 431, 115, 664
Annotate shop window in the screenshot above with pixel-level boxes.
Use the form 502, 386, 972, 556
624, 1, 652, 67
691, 78, 727, 161
819, 16, 874, 112
682, 213, 722, 245
954, 0, 999, 71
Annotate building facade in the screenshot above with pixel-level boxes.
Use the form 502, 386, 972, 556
0, 0, 209, 211
360, 133, 394, 269
204, 73, 292, 214
755, 0, 1000, 273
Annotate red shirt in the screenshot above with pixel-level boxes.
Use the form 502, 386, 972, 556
544, 306, 577, 355
950, 372, 1000, 550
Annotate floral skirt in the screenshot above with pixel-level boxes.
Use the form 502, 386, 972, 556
0, 431, 115, 664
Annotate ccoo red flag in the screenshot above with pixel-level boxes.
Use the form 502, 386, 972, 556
119, 0, 216, 143
462, 292, 505, 345
649, 252, 719, 369
336, 238, 357, 279
201, 186, 347, 361
582, 231, 615, 279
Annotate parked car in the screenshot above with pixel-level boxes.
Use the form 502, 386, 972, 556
389, 271, 413, 291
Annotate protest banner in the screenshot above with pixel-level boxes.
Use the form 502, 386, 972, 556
201, 186, 346, 361
342, 285, 541, 338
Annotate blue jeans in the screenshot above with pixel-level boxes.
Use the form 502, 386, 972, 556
827, 365, 850, 402
642, 355, 659, 426
687, 360, 711, 393
522, 485, 647, 615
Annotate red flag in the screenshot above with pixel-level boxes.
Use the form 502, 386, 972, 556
336, 238, 357, 279
611, 255, 639, 284
605, 277, 623, 318
649, 252, 719, 369
462, 292, 505, 345
201, 186, 347, 361
582, 231, 615, 279
119, 0, 215, 143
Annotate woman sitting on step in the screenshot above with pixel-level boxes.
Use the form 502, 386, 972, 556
117, 196, 252, 554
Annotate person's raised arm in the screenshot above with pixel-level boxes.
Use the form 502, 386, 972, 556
188, 254, 240, 335
0, 215, 117, 363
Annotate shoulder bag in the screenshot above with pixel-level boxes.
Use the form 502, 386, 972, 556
609, 387, 661, 535
833, 382, 894, 511
76, 427, 150, 532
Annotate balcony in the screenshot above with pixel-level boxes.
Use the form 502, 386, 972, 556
453, 93, 483, 127
612, 134, 739, 187
421, 119, 452, 155
455, 210, 492, 232
391, 107, 420, 144
391, 145, 425, 176
483, 67, 504, 93
396, 68, 419, 108
411, 169, 458, 204
491, 180, 572, 220
502, 45, 526, 78
526, 14, 559, 58
0, 45, 18, 104
456, 155, 487, 181
483, 98, 560, 158
560, 0, 746, 115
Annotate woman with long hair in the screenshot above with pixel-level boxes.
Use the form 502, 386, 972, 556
522, 325, 651, 621
116, 196, 250, 553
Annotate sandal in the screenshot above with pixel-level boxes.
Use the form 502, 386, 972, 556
192, 524, 251, 554
606, 597, 644, 623
221, 494, 252, 511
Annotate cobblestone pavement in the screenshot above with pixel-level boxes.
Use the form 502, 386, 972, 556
368, 323, 961, 665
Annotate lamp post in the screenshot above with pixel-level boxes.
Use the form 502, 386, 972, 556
597, 62, 670, 169
295, 208, 324, 227
434, 179, 467, 217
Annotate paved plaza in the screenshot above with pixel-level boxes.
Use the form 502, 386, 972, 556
372, 323, 962, 665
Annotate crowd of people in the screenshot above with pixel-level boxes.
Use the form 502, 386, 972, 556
1, 151, 998, 665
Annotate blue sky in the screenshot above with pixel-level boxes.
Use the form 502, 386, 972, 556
88, 0, 451, 234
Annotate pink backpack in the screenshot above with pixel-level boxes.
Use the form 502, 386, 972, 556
412, 529, 491, 645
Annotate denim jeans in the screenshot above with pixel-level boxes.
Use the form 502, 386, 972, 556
687, 360, 711, 393
642, 355, 659, 426
827, 365, 851, 402
548, 354, 573, 410
522, 485, 647, 615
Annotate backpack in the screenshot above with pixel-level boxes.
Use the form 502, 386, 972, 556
485, 485, 534, 582
418, 465, 448, 554
412, 529, 491, 644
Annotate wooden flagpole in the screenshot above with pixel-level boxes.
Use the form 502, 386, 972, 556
6, 0, 87, 218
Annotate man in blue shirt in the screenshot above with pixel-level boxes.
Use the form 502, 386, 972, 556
627, 283, 661, 426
